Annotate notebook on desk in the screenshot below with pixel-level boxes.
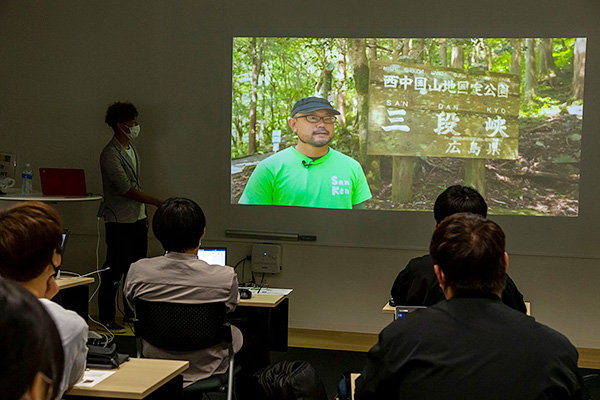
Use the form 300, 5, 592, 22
39, 168, 87, 196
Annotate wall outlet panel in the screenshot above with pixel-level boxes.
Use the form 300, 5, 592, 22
251, 244, 282, 273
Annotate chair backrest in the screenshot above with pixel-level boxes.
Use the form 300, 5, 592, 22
133, 299, 232, 352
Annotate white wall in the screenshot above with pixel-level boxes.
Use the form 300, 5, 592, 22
1, 0, 599, 348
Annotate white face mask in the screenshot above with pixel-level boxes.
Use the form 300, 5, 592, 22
122, 124, 140, 140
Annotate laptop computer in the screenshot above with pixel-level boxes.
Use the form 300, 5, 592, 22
39, 168, 87, 196
197, 247, 227, 266
394, 305, 427, 320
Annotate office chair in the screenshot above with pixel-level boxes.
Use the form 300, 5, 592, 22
133, 299, 239, 400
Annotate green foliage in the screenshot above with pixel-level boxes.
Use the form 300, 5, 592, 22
232, 37, 581, 161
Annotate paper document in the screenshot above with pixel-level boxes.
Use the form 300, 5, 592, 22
75, 369, 115, 387
240, 287, 293, 296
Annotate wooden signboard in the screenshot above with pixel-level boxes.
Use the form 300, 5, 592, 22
367, 61, 520, 159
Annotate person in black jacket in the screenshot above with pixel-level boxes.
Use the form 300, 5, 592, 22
390, 185, 527, 313
357, 213, 585, 400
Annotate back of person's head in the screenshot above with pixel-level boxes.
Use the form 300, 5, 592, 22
105, 102, 138, 132
153, 197, 206, 253
0, 277, 64, 400
0, 201, 62, 282
430, 213, 506, 294
433, 185, 487, 224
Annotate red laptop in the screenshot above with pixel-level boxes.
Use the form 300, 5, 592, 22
39, 168, 87, 196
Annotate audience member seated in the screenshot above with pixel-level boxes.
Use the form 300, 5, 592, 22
0, 201, 88, 398
0, 277, 65, 400
124, 197, 243, 387
391, 185, 526, 313
357, 213, 586, 400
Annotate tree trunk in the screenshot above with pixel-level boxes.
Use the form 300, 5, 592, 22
462, 40, 486, 196
510, 39, 522, 76
573, 38, 586, 100
366, 38, 382, 190
538, 38, 555, 76
524, 38, 537, 102
438, 38, 447, 67
390, 39, 421, 203
315, 62, 334, 99
408, 39, 424, 62
402, 39, 410, 56
336, 38, 347, 126
367, 38, 377, 61
348, 38, 382, 192
451, 44, 464, 69
248, 38, 264, 155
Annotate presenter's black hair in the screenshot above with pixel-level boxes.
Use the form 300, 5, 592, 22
105, 102, 138, 132
433, 185, 487, 224
0, 277, 64, 400
153, 197, 206, 253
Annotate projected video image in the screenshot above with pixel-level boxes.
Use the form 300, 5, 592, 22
231, 38, 585, 216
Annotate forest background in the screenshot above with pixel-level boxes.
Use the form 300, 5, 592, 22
231, 38, 586, 216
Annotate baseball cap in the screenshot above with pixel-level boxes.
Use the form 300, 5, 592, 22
291, 97, 340, 116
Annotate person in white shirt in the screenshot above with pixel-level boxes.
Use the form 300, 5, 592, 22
0, 201, 88, 399
0, 277, 65, 400
124, 197, 242, 386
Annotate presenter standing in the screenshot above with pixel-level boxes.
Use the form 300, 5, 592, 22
99, 102, 162, 330
239, 97, 372, 209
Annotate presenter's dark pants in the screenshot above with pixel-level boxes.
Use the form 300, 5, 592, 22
99, 219, 148, 324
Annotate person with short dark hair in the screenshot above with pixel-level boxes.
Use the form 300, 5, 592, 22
124, 197, 242, 387
239, 96, 372, 209
0, 201, 87, 399
356, 213, 585, 400
99, 101, 163, 330
390, 185, 526, 312
0, 277, 65, 400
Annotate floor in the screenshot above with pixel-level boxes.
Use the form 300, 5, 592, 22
104, 327, 598, 400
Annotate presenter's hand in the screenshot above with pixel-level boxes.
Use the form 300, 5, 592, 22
44, 275, 60, 300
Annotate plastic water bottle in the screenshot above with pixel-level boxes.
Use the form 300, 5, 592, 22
21, 163, 33, 194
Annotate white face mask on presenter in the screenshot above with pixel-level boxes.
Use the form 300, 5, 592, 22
121, 123, 140, 140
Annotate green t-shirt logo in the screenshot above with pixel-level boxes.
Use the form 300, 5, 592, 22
239, 147, 372, 209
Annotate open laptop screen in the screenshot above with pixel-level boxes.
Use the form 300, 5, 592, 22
197, 247, 227, 266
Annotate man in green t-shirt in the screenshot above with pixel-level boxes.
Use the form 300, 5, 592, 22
239, 97, 372, 209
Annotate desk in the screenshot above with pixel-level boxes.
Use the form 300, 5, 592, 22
231, 293, 290, 352
382, 303, 394, 314
65, 358, 188, 400
239, 293, 286, 308
55, 276, 95, 322
0, 193, 103, 203
58, 276, 95, 289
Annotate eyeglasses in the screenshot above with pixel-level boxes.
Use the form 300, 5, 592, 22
40, 372, 55, 400
295, 115, 337, 124
50, 262, 60, 278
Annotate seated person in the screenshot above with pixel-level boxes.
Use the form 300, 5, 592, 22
0, 277, 65, 400
356, 213, 585, 400
0, 201, 88, 398
124, 197, 242, 387
391, 185, 526, 313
